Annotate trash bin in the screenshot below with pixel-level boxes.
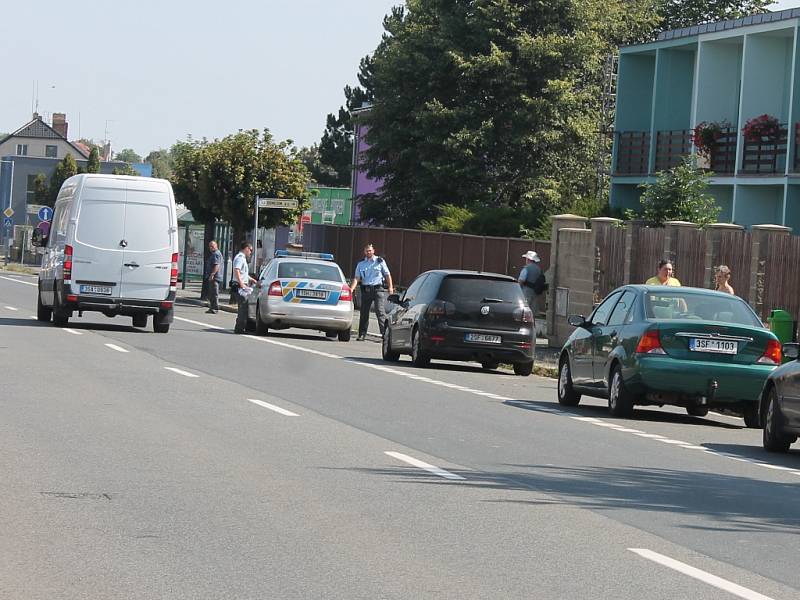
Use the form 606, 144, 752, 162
768, 309, 795, 344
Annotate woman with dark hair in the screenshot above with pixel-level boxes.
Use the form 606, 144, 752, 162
645, 260, 681, 286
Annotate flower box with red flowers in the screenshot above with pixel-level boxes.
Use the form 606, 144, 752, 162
742, 114, 781, 142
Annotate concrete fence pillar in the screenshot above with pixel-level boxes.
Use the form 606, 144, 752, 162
749, 224, 791, 318
703, 223, 744, 290
547, 214, 587, 347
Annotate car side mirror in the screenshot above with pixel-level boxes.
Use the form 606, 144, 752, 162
568, 314, 587, 328
387, 293, 401, 304
783, 342, 800, 361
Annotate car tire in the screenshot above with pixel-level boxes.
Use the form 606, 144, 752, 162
411, 328, 430, 368
255, 304, 268, 336
325, 330, 338, 339
608, 365, 634, 418
513, 362, 533, 376
153, 312, 170, 334
686, 406, 709, 417
132, 314, 147, 328
382, 329, 400, 362
763, 388, 793, 453
52, 290, 69, 328
481, 361, 500, 371
743, 403, 760, 429
557, 358, 581, 406
338, 329, 351, 342
37, 289, 52, 322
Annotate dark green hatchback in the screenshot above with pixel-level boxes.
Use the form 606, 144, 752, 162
557, 285, 780, 427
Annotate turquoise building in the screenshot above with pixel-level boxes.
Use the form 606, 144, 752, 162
611, 8, 800, 230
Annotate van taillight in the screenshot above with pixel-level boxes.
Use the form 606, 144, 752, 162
170, 253, 178, 289
268, 280, 283, 297
339, 284, 352, 302
63, 245, 73, 283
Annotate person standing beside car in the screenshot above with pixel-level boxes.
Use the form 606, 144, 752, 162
645, 260, 682, 286
518, 250, 546, 312
232, 242, 257, 334
715, 265, 735, 295
205, 240, 223, 314
351, 243, 394, 341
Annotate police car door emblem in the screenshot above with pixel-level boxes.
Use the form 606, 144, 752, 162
480, 306, 490, 315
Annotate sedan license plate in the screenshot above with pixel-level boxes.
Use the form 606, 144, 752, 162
689, 338, 737, 354
296, 289, 327, 300
79, 285, 112, 295
465, 333, 501, 344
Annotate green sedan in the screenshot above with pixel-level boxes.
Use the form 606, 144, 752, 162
557, 285, 781, 427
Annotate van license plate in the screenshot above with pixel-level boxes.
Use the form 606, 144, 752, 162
689, 338, 737, 354
80, 285, 112, 295
465, 333, 501, 344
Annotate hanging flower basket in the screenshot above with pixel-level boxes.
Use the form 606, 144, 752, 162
742, 114, 781, 142
692, 121, 724, 156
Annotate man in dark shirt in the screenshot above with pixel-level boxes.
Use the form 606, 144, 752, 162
205, 240, 223, 314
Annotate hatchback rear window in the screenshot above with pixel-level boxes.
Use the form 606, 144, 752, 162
278, 262, 342, 282
645, 292, 762, 327
439, 276, 524, 303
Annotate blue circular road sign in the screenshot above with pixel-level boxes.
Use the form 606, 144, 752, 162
38, 206, 53, 221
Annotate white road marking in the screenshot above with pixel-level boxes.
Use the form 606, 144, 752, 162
0, 275, 37, 286
63, 328, 82, 335
633, 432, 666, 439
104, 343, 129, 353
174, 316, 224, 330
164, 367, 199, 378
4, 305, 18, 311
628, 548, 776, 600
247, 399, 299, 417
679, 445, 710, 451
384, 451, 466, 481
656, 438, 693, 445
29, 315, 37, 319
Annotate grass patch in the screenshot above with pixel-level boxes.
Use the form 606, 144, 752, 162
1, 264, 36, 275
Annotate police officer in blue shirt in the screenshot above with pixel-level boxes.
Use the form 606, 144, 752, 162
350, 243, 394, 341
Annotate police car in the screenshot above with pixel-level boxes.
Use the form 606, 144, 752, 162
247, 250, 354, 341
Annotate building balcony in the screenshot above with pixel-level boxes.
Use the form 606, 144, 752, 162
614, 131, 650, 175
653, 130, 691, 172
739, 124, 788, 175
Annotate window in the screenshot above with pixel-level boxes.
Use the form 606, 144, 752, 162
26, 174, 39, 205
644, 291, 761, 327
402, 274, 429, 303
608, 290, 636, 326
16, 144, 28, 156
438, 276, 525, 304
277, 261, 342, 282
45, 145, 57, 158
590, 292, 622, 326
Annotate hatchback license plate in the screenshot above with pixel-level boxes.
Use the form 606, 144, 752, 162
296, 289, 327, 299
689, 338, 737, 354
79, 285, 112, 295
465, 333, 501, 344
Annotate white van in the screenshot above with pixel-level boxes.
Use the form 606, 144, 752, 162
33, 174, 179, 333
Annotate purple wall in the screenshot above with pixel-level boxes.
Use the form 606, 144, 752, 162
351, 123, 384, 224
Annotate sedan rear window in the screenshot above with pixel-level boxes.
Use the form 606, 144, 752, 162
439, 276, 524, 303
277, 262, 342, 282
645, 292, 762, 327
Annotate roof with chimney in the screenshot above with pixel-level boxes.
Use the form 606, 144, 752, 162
0, 114, 89, 158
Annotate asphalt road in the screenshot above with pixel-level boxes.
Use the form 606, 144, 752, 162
1, 271, 799, 599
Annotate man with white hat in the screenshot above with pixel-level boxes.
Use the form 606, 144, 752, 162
518, 250, 546, 312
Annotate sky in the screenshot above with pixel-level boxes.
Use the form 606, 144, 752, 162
1, 0, 797, 158
0, 0, 401, 157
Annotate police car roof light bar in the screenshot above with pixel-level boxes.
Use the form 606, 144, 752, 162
274, 249, 335, 261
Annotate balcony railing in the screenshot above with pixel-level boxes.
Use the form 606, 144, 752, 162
709, 128, 737, 174
654, 130, 691, 172
740, 124, 788, 175
614, 131, 650, 175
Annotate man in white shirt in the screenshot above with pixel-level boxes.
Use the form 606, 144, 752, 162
233, 242, 257, 334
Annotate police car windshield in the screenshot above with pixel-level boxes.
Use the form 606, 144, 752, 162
278, 262, 342, 282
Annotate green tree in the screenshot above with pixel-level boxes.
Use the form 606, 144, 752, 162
145, 148, 175, 179
48, 154, 78, 206
112, 164, 139, 176
114, 148, 142, 163
33, 174, 49, 205
633, 157, 720, 227
86, 147, 101, 173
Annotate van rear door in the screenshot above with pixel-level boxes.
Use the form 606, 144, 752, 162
119, 179, 175, 301
72, 178, 125, 299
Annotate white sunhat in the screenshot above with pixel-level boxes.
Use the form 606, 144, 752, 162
522, 250, 541, 262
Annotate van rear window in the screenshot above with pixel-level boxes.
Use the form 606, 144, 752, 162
75, 200, 125, 250
439, 276, 524, 303
123, 203, 171, 251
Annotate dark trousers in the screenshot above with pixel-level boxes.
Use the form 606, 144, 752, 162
208, 279, 220, 311
359, 286, 387, 337
235, 291, 249, 333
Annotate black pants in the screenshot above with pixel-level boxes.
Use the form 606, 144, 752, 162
208, 279, 220, 311
359, 286, 387, 337
235, 291, 249, 333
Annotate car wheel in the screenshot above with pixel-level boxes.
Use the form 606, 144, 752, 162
557, 358, 581, 406
52, 290, 69, 327
608, 365, 634, 418
411, 328, 430, 368
481, 361, 500, 371
743, 403, 760, 429
763, 388, 793, 453
382, 329, 400, 361
37, 289, 52, 322
686, 406, 709, 417
132, 314, 147, 328
325, 330, 338, 339
513, 361, 533, 376
255, 303, 269, 336
153, 311, 170, 333
338, 329, 351, 342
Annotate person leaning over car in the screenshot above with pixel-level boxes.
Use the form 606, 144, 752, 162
645, 260, 682, 286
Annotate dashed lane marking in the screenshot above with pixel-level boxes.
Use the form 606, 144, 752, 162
164, 367, 199, 378
247, 399, 299, 417
385, 451, 466, 481
63, 328, 82, 335
104, 343, 129, 353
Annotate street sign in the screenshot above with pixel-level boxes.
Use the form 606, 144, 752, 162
26, 203, 45, 215
3, 216, 11, 228
38, 206, 53, 221
257, 197, 298, 210
2, 207, 13, 218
